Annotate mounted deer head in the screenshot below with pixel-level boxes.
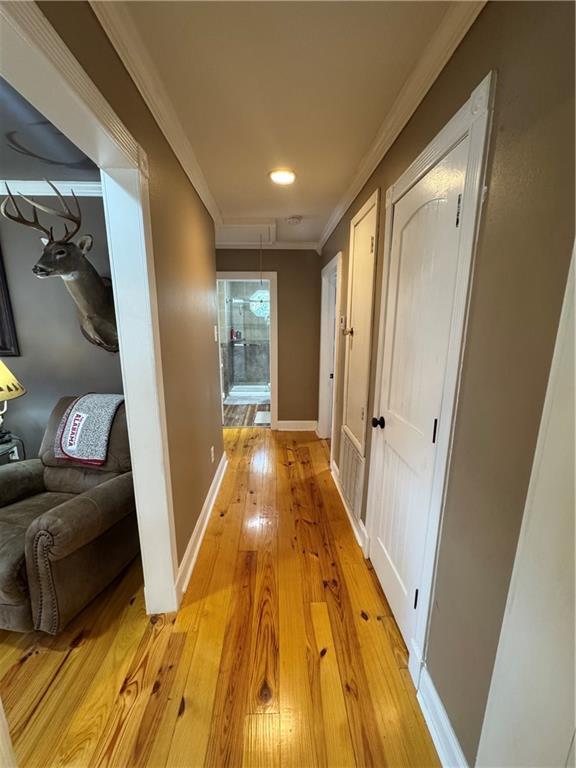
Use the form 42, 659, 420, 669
0, 181, 118, 352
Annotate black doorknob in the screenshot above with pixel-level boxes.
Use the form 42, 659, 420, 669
371, 416, 385, 429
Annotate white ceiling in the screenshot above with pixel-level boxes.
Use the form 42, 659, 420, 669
94, 2, 481, 249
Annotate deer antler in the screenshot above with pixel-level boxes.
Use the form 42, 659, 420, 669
17, 180, 82, 242
0, 184, 54, 241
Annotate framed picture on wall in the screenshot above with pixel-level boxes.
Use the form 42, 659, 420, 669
0, 243, 20, 356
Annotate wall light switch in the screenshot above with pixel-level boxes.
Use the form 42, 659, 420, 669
210, 445, 215, 463
214, 325, 218, 342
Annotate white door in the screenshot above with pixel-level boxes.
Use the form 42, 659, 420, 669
368, 137, 469, 645
318, 260, 339, 440
342, 191, 378, 456
326, 271, 337, 432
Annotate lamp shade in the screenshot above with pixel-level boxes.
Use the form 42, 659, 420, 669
0, 360, 26, 401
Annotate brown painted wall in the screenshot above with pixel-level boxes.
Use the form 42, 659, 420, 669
39, 2, 224, 563
216, 249, 322, 421
321, 2, 575, 761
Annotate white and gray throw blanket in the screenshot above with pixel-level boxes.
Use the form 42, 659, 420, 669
54, 394, 124, 466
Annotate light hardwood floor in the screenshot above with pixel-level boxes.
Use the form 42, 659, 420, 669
0, 429, 439, 767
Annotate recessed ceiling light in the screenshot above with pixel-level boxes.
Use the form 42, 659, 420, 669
269, 169, 296, 186
286, 215, 302, 225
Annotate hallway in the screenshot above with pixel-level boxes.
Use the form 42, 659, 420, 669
0, 429, 439, 766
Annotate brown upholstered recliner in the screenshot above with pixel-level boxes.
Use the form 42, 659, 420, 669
0, 397, 139, 634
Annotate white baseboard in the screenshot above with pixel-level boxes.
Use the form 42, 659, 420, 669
174, 452, 228, 601
417, 666, 469, 768
276, 420, 318, 431
330, 459, 369, 554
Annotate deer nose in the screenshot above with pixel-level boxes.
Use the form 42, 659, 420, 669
32, 264, 50, 277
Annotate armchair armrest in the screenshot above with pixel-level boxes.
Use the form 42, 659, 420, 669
25, 472, 138, 634
26, 472, 135, 561
0, 459, 44, 507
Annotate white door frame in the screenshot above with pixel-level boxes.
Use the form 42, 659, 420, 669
216, 271, 278, 429
317, 253, 342, 450
366, 72, 495, 687
0, 4, 180, 612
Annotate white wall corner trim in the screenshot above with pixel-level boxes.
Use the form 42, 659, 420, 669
89, 1, 222, 225
319, 1, 486, 248
417, 666, 469, 768
331, 460, 369, 554
277, 420, 318, 432
175, 452, 228, 601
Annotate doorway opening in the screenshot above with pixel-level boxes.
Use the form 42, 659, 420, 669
317, 252, 342, 457
1, 2, 179, 617
217, 272, 278, 429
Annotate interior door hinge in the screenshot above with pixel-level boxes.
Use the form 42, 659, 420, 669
432, 418, 438, 444
413, 589, 419, 610
455, 194, 462, 227
370, 235, 375, 254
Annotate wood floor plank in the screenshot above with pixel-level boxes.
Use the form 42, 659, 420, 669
276, 435, 326, 768
205, 550, 257, 767
242, 713, 280, 768
53, 586, 148, 766
328, 521, 439, 766
88, 611, 175, 768
165, 432, 254, 766
295, 445, 389, 767
13, 564, 144, 768
310, 601, 357, 768
247, 520, 279, 714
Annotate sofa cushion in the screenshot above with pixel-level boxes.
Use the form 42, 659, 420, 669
0, 492, 73, 604
39, 396, 130, 493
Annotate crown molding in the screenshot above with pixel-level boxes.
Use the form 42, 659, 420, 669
0, 180, 102, 197
89, 1, 222, 224
215, 241, 320, 253
90, 0, 485, 249
318, 0, 486, 248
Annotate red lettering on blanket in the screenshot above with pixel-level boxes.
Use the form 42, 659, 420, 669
67, 412, 87, 450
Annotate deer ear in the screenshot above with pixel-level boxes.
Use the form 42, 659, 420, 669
40, 237, 49, 246
77, 234, 94, 254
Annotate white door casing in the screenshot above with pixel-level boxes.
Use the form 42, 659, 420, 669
366, 72, 495, 687
341, 190, 379, 457
216, 271, 278, 429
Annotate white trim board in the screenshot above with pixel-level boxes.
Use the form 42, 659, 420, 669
0, 180, 102, 197
331, 459, 369, 553
418, 666, 469, 768
0, 2, 180, 614
175, 452, 228, 600
89, 0, 485, 251
216, 271, 278, 430
277, 420, 318, 432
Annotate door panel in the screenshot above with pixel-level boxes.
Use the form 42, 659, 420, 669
342, 200, 378, 455
369, 138, 469, 645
